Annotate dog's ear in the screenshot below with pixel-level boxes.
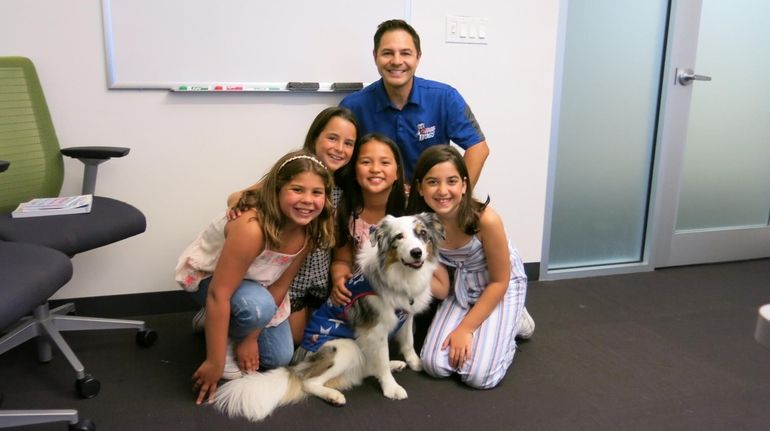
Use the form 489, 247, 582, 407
372, 215, 394, 248
420, 212, 445, 242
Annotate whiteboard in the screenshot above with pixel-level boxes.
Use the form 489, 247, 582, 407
102, 0, 410, 90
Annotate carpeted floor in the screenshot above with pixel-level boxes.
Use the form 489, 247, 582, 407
2, 259, 769, 430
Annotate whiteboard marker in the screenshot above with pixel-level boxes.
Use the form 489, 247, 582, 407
246, 86, 283, 91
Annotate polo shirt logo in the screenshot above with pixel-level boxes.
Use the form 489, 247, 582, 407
416, 123, 436, 142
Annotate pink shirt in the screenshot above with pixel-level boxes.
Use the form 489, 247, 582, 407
175, 214, 303, 327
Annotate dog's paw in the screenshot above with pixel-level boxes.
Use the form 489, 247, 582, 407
322, 391, 347, 407
405, 356, 422, 372
389, 360, 407, 372
382, 383, 408, 400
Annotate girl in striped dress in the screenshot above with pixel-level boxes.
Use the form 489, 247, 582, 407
406, 145, 534, 389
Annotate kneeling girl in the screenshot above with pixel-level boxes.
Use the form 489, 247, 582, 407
406, 145, 532, 389
176, 151, 335, 404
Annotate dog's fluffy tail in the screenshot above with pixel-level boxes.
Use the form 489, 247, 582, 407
213, 368, 304, 422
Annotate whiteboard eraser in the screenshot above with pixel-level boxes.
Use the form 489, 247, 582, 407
287, 82, 320, 91
331, 82, 364, 91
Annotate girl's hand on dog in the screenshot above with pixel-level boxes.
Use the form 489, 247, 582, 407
330, 274, 353, 306
192, 359, 222, 405
442, 328, 473, 370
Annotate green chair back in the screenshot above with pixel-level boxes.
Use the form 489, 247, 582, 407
0, 56, 64, 212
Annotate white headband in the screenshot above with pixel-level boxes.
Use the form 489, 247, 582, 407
278, 154, 327, 172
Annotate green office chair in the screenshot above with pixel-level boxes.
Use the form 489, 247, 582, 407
0, 56, 130, 208
0, 56, 156, 399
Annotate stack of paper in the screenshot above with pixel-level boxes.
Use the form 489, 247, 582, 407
11, 194, 93, 218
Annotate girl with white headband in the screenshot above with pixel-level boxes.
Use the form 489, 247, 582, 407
176, 150, 335, 405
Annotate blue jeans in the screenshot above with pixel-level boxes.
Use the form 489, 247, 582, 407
193, 277, 293, 369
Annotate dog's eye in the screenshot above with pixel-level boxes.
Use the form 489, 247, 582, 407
416, 229, 428, 239
394, 233, 404, 241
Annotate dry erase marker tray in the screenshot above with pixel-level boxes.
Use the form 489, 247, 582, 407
171, 82, 366, 92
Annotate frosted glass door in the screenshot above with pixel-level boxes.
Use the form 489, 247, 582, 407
544, 0, 669, 271
654, 0, 770, 267
677, 1, 770, 230
543, 0, 770, 279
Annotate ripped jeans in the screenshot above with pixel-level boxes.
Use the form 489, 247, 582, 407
193, 277, 293, 369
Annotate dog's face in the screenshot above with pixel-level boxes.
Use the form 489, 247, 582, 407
372, 213, 445, 270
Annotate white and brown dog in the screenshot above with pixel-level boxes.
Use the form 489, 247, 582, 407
214, 213, 444, 422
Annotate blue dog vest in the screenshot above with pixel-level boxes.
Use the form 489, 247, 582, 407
300, 272, 408, 352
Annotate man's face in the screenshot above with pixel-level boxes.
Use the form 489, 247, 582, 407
374, 29, 421, 91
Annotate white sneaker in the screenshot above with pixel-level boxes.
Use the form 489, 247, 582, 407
516, 307, 535, 340
192, 307, 205, 333
222, 341, 243, 380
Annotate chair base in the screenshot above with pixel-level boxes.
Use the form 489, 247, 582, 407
0, 301, 153, 397
0, 409, 83, 429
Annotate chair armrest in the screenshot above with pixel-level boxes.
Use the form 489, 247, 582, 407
60, 146, 130, 160
60, 147, 131, 195
0, 160, 8, 173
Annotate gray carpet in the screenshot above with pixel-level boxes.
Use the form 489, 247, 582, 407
2, 259, 769, 430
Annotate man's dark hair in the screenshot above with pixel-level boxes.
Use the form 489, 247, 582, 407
373, 19, 421, 56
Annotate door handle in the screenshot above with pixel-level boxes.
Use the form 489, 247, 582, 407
676, 68, 712, 86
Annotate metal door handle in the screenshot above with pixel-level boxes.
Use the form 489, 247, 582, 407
676, 68, 712, 86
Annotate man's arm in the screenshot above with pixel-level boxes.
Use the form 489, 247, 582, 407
462, 140, 489, 187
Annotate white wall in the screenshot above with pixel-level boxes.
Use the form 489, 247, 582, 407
0, 0, 559, 299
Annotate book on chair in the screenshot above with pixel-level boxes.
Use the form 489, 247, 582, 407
11, 194, 93, 218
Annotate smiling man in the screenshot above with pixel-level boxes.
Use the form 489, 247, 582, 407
340, 19, 489, 184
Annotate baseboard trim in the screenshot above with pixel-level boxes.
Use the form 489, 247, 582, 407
524, 262, 540, 282
49, 262, 540, 317
49, 290, 198, 318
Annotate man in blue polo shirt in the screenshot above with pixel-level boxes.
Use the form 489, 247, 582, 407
340, 19, 489, 183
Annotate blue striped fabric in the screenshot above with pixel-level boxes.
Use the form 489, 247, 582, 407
421, 236, 527, 389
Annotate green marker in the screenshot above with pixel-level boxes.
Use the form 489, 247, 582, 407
178, 85, 188, 91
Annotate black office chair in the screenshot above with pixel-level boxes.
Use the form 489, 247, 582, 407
0, 57, 156, 399
0, 240, 95, 431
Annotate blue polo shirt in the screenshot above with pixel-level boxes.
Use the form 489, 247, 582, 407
340, 77, 485, 181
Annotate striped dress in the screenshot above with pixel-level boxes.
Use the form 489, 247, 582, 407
420, 235, 527, 389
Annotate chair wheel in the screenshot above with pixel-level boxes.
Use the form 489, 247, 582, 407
69, 418, 96, 431
136, 329, 158, 347
76, 374, 100, 399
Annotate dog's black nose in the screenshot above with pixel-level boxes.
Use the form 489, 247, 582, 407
410, 248, 422, 259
